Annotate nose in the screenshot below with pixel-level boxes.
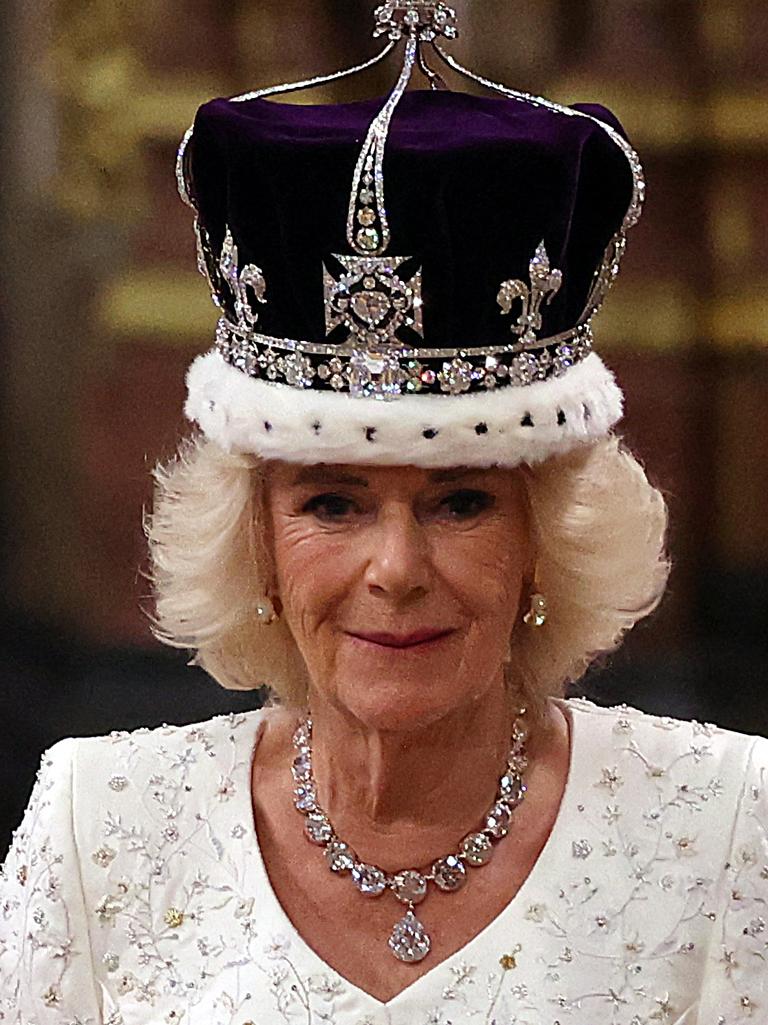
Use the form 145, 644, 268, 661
364, 503, 432, 602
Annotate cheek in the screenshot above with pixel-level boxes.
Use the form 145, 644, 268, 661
271, 516, 355, 631
434, 524, 525, 607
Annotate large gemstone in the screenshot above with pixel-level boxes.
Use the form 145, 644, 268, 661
352, 863, 387, 897
283, 356, 303, 386
392, 870, 427, 905
510, 354, 538, 385
348, 350, 402, 400
431, 854, 467, 892
324, 841, 356, 873
349, 350, 378, 399
460, 832, 494, 866
357, 227, 380, 251
352, 290, 391, 327
485, 801, 512, 838
291, 752, 311, 782
388, 909, 431, 963
500, 773, 526, 808
293, 784, 317, 813
304, 814, 333, 845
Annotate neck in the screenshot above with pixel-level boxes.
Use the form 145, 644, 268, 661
305, 677, 528, 868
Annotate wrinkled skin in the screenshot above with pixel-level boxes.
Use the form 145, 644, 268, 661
266, 462, 531, 739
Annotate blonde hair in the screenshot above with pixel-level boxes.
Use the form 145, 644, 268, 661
144, 433, 669, 725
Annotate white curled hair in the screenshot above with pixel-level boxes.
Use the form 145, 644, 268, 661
144, 432, 670, 724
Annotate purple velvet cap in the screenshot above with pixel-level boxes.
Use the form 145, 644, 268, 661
179, 64, 642, 470
185, 89, 634, 348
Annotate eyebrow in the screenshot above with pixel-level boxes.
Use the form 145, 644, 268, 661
292, 466, 483, 487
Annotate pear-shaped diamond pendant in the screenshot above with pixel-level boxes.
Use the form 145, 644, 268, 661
388, 908, 431, 962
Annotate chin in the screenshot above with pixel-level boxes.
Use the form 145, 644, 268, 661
329, 655, 477, 734
337, 693, 460, 734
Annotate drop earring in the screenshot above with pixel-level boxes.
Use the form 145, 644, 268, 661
256, 595, 279, 625
523, 591, 548, 628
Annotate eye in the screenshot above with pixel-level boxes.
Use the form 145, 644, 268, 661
301, 492, 359, 522
438, 489, 495, 520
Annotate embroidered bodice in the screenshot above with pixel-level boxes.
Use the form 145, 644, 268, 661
1, 697, 767, 1025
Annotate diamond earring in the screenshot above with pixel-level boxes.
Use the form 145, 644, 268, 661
256, 595, 279, 625
523, 592, 548, 628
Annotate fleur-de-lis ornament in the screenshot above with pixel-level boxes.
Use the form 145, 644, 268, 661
498, 242, 563, 347
218, 226, 267, 332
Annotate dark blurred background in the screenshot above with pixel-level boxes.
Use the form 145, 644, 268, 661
1, 0, 766, 850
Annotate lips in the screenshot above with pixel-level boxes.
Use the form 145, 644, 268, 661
347, 628, 455, 649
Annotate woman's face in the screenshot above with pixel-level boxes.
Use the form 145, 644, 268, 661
266, 462, 532, 730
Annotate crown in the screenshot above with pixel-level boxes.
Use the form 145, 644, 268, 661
177, 4, 645, 468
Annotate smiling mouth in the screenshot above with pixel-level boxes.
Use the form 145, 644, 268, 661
346, 629, 455, 650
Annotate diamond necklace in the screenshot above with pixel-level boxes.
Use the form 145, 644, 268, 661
291, 711, 529, 963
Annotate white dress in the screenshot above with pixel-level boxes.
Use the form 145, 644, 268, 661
1, 697, 767, 1025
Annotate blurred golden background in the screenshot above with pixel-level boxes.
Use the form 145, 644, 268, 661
1, 1, 767, 841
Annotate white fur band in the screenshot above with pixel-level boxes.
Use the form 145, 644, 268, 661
184, 349, 623, 468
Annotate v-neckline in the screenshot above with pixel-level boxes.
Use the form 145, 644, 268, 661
238, 696, 581, 1011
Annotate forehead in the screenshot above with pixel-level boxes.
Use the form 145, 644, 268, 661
267, 462, 519, 489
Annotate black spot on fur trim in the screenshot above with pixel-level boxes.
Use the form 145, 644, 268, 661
583, 403, 592, 421
365, 426, 377, 443
208, 400, 216, 412
264, 421, 273, 433
557, 409, 567, 426
312, 421, 322, 435
521, 413, 534, 428
423, 428, 439, 440
475, 422, 489, 435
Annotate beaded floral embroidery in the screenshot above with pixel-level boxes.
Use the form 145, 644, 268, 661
1, 700, 766, 1024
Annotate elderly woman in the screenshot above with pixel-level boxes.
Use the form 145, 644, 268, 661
2, 7, 766, 1024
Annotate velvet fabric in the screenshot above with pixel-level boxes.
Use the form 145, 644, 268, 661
186, 89, 634, 348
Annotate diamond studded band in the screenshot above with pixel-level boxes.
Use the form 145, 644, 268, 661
213, 317, 594, 400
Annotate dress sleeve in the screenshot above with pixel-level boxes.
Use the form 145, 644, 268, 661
0, 738, 102, 1024
698, 734, 768, 1024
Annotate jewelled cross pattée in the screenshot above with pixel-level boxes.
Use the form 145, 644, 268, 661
291, 715, 528, 964
498, 242, 563, 348
323, 254, 424, 398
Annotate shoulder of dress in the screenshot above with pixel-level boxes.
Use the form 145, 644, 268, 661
565, 694, 756, 742
73, 706, 269, 756
564, 695, 763, 778
60, 707, 272, 811
63, 707, 274, 859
